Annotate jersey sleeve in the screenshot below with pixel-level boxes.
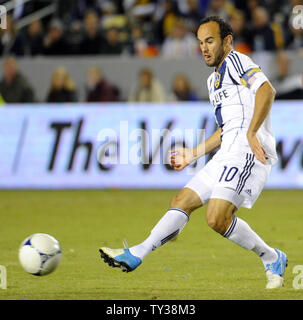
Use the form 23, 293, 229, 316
227, 51, 269, 94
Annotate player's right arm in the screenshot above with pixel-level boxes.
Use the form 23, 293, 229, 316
170, 127, 221, 171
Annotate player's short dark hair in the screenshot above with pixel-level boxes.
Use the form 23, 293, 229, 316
200, 16, 233, 40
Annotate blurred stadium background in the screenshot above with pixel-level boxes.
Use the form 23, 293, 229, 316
0, 0, 302, 189
0, 0, 303, 300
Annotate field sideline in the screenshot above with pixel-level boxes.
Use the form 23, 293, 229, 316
0, 189, 302, 300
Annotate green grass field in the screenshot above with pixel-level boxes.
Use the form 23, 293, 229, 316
0, 189, 303, 300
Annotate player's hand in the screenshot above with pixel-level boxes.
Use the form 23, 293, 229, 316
247, 132, 268, 164
169, 148, 195, 171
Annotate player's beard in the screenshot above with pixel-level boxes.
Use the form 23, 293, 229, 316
206, 45, 225, 68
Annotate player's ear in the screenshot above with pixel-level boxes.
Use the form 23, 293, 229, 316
223, 34, 233, 48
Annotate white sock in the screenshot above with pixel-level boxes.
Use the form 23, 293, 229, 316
224, 216, 278, 267
129, 208, 189, 260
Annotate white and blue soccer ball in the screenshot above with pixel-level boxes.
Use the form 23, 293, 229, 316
19, 233, 62, 276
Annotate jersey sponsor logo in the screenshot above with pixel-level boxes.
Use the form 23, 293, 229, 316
211, 89, 229, 106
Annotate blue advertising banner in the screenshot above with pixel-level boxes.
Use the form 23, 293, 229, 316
0, 101, 302, 189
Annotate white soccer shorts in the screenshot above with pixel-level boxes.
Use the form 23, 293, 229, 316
185, 151, 271, 209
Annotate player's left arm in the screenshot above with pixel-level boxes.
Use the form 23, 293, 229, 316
247, 81, 276, 164
170, 127, 222, 171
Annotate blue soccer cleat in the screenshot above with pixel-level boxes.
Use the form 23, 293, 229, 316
265, 248, 288, 289
99, 247, 142, 273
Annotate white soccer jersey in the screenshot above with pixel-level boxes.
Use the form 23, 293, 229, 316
207, 49, 278, 165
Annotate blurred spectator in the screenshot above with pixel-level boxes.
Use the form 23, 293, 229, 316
100, 27, 124, 55
170, 73, 199, 101
235, 0, 290, 23
63, 0, 102, 23
126, 24, 158, 57
229, 10, 252, 54
129, 68, 166, 102
205, 0, 235, 22
123, 0, 157, 22
0, 56, 35, 103
43, 19, 69, 55
0, 0, 299, 59
24, 19, 44, 56
273, 51, 303, 99
0, 14, 25, 56
243, 2, 285, 50
233, 0, 261, 21
100, 0, 127, 29
285, 12, 303, 51
181, 0, 204, 33
65, 21, 84, 55
154, 0, 180, 45
249, 7, 277, 51
126, 24, 149, 55
161, 19, 199, 57
46, 67, 77, 103
56, 0, 79, 24
100, 2, 129, 50
80, 10, 102, 55
86, 66, 120, 102
265, 0, 290, 22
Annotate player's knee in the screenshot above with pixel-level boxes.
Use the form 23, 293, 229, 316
170, 189, 202, 215
170, 193, 188, 211
206, 199, 237, 235
206, 215, 221, 233
206, 212, 226, 235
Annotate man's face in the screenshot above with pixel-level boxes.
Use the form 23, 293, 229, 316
106, 29, 119, 44
3, 58, 18, 83
87, 68, 102, 87
139, 72, 151, 88
197, 21, 226, 68
84, 13, 99, 34
49, 27, 62, 41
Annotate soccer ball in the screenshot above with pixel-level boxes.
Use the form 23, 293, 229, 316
19, 233, 62, 276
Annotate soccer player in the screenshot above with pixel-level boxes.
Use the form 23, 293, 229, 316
100, 16, 287, 289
